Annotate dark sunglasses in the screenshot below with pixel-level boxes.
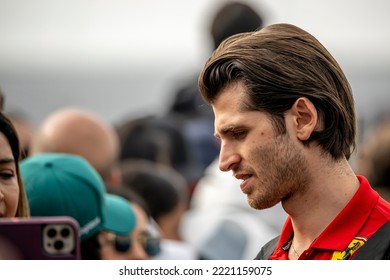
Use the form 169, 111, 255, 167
114, 233, 161, 257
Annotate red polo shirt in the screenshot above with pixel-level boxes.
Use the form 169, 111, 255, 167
269, 176, 390, 260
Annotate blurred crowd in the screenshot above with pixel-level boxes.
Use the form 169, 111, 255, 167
0, 1, 389, 260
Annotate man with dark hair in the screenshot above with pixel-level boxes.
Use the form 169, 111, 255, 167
198, 23, 390, 260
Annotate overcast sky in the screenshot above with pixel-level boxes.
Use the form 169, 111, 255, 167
1, 0, 389, 71
0, 0, 389, 127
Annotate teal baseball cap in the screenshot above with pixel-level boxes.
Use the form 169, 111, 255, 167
21, 153, 136, 241
104, 193, 136, 235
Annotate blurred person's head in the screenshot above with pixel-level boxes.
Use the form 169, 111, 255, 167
102, 186, 160, 260
116, 116, 198, 185
357, 117, 390, 201
0, 112, 30, 217
120, 159, 189, 241
20, 153, 136, 259
30, 107, 121, 187
210, 1, 264, 49
116, 116, 171, 166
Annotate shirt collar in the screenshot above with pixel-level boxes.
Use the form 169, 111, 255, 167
313, 176, 378, 250
276, 176, 378, 251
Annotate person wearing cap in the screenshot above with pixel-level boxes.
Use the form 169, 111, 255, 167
20, 153, 136, 259
102, 186, 162, 260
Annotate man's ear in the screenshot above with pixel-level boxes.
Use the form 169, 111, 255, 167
290, 97, 318, 141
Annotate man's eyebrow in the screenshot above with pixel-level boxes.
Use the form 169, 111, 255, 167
214, 125, 241, 138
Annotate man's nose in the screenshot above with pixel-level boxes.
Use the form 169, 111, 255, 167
218, 142, 240, 172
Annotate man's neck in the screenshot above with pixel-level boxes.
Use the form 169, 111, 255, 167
283, 156, 360, 249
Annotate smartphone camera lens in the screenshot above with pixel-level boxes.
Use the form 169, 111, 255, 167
54, 240, 64, 250
61, 227, 70, 237
47, 228, 57, 238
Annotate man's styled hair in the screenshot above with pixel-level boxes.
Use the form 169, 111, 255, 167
199, 23, 356, 160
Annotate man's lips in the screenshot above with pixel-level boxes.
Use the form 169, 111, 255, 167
234, 174, 253, 191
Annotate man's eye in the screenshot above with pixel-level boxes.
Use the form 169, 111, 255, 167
232, 131, 246, 139
0, 172, 14, 180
